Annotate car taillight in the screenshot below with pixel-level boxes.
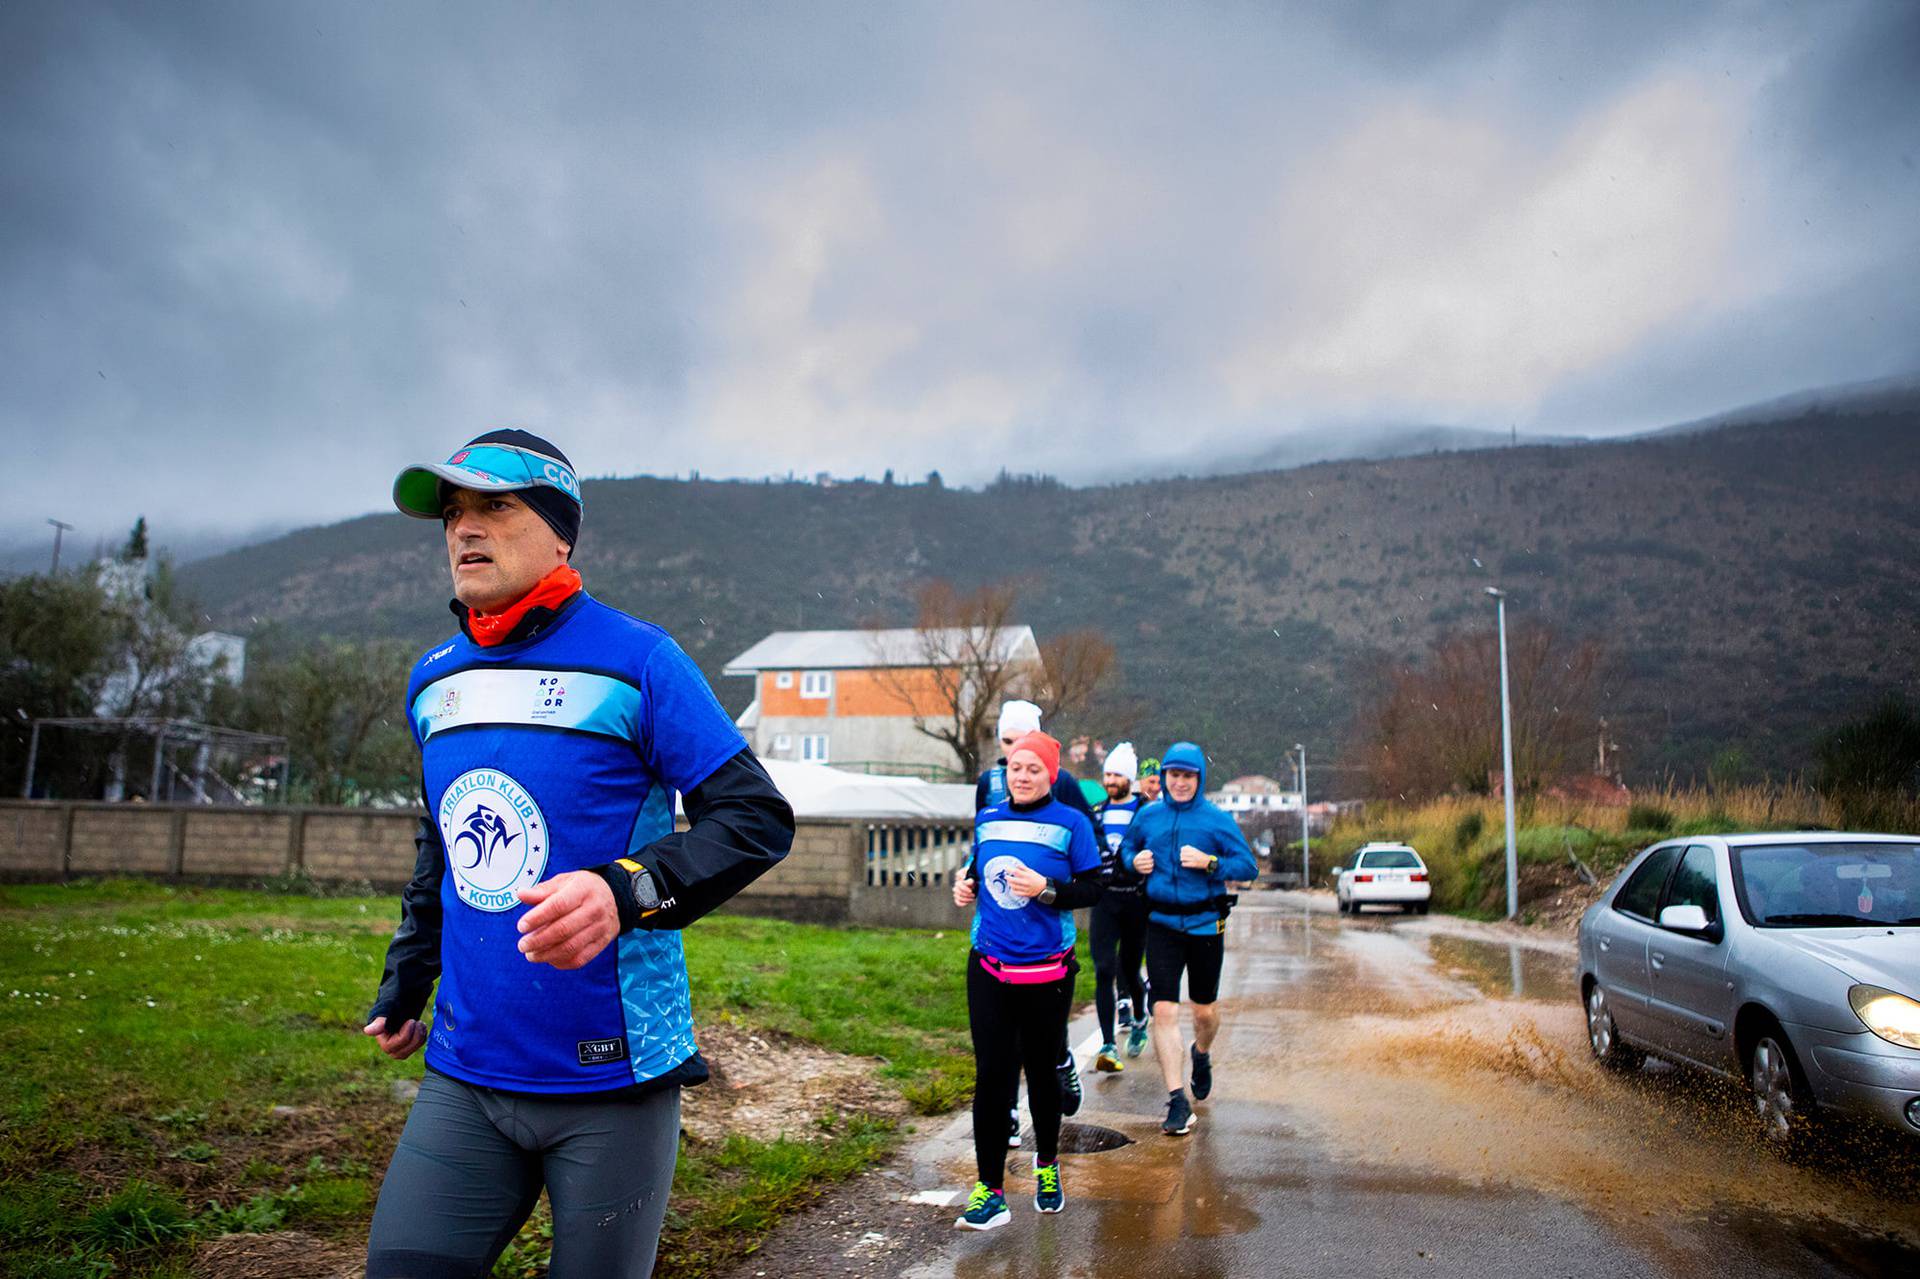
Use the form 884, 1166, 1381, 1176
1410, 872, 1428, 882
1353, 874, 1374, 882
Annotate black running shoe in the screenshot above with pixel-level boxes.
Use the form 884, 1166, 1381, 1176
1162, 1090, 1194, 1136
1190, 1046, 1213, 1101
1058, 1056, 1083, 1117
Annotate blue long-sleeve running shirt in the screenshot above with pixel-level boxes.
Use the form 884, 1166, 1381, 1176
969, 797, 1102, 964
403, 593, 748, 1093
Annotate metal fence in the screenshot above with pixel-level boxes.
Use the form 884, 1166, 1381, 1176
863, 818, 973, 888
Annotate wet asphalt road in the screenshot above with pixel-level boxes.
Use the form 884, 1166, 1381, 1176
877, 895, 1920, 1279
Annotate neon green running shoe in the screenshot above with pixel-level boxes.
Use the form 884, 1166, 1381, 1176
956, 1181, 1010, 1230
1033, 1160, 1065, 1213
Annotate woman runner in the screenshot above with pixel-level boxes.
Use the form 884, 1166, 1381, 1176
951, 731, 1103, 1229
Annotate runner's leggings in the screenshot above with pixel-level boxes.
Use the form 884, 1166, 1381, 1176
969, 949, 1076, 1187
365, 1069, 679, 1279
1090, 891, 1149, 1044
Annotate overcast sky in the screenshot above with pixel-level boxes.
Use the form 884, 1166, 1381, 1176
3, 0, 1916, 557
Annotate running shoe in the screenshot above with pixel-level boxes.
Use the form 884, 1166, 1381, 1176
1095, 1043, 1124, 1073
1126, 1019, 1149, 1058
1007, 1106, 1022, 1148
1115, 998, 1134, 1032
1058, 1057, 1083, 1117
1162, 1090, 1194, 1136
1190, 1045, 1213, 1100
956, 1182, 1010, 1230
1033, 1159, 1065, 1213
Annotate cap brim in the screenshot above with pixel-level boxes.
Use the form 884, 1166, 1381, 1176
392, 463, 535, 519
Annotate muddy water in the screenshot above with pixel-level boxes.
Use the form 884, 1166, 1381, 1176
894, 898, 1920, 1278
1260, 904, 1920, 1273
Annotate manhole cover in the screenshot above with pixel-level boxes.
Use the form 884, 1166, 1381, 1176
1056, 1122, 1134, 1154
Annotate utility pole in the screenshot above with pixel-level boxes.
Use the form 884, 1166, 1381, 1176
47, 518, 74, 574
1486, 588, 1518, 920
1296, 741, 1309, 889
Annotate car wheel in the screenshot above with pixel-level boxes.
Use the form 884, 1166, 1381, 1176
1585, 982, 1643, 1071
1415, 902, 1430, 915
1749, 1029, 1815, 1149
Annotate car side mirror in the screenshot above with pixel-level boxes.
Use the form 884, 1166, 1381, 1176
1659, 904, 1711, 933
1331, 867, 1344, 876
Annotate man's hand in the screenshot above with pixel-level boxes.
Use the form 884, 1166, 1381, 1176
1179, 844, 1214, 870
1133, 848, 1155, 875
1004, 865, 1048, 899
953, 875, 977, 908
363, 1015, 427, 1061
516, 870, 620, 969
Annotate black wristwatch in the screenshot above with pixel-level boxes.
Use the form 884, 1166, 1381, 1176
1038, 879, 1058, 907
620, 857, 662, 910
597, 857, 664, 931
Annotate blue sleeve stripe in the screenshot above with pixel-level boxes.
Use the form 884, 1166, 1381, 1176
976, 820, 1074, 852
414, 669, 643, 744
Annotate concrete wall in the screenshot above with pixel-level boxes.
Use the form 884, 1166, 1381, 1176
0, 801, 968, 931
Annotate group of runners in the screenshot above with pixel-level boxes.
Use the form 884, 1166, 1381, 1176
953, 699, 1258, 1231
355, 428, 1259, 1273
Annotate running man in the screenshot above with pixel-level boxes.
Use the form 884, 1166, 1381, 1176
974, 698, 1096, 1129
951, 731, 1104, 1229
1090, 742, 1151, 1072
1137, 756, 1162, 804
1121, 740, 1257, 1136
362, 430, 793, 1278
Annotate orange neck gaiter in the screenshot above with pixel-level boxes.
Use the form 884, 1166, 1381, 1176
466, 564, 582, 647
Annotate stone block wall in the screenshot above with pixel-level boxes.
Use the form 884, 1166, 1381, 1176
0, 801, 966, 932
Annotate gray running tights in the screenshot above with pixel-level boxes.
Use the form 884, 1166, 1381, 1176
365, 1070, 679, 1278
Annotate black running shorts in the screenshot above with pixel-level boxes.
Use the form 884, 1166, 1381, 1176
1145, 923, 1225, 1005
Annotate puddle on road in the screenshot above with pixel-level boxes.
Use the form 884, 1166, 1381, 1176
1209, 901, 1920, 1271
1424, 933, 1579, 1004
1282, 998, 1920, 1268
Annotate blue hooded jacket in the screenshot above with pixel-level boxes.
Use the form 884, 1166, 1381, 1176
1117, 741, 1258, 935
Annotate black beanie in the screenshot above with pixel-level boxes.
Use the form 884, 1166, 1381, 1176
454, 428, 582, 555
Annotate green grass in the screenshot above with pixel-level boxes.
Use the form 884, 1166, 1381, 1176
0, 879, 1027, 1277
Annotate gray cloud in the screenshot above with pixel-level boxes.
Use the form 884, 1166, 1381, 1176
1, 0, 1915, 556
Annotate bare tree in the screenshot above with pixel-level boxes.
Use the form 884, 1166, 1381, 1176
1347, 621, 1604, 801
1032, 629, 1117, 727
868, 581, 1042, 779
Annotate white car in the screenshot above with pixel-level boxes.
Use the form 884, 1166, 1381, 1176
1336, 843, 1433, 915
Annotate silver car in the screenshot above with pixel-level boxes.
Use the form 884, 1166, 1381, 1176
1577, 832, 1920, 1145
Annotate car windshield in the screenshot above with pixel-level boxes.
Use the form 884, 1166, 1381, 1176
1362, 849, 1421, 869
1731, 842, 1920, 927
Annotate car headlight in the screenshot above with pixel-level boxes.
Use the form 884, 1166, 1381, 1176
1848, 985, 1920, 1050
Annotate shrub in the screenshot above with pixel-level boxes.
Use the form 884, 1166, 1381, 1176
1624, 803, 1674, 833
1452, 810, 1485, 850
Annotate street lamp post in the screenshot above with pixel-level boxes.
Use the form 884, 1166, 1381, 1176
1296, 741, 1308, 889
47, 518, 74, 575
1486, 588, 1518, 920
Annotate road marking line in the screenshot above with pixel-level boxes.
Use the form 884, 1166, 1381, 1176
903, 1188, 962, 1206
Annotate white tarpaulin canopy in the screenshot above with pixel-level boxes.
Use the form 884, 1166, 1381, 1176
758, 759, 975, 820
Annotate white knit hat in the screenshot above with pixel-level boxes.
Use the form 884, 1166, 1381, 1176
1103, 742, 1138, 779
997, 699, 1043, 738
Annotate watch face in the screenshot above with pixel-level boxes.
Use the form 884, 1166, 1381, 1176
630, 867, 660, 909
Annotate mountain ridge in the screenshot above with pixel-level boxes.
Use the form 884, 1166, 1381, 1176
177, 388, 1920, 787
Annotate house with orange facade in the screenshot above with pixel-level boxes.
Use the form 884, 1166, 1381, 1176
723, 627, 1043, 778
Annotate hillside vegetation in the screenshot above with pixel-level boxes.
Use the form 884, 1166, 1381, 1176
179, 396, 1920, 784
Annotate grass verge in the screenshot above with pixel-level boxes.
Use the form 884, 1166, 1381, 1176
1321, 782, 1920, 918
0, 879, 1063, 1277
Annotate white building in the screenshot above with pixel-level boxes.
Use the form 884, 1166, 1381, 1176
1208, 774, 1304, 813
